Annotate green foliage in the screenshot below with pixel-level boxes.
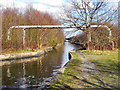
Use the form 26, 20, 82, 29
16, 49, 33, 53
48, 40, 57, 47
49, 79, 72, 90
70, 52, 80, 59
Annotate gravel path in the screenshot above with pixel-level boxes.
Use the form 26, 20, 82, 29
48, 51, 119, 89
77, 52, 99, 79
75, 52, 119, 89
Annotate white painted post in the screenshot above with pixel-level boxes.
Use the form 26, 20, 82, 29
91, 25, 111, 42
8, 28, 12, 40
7, 25, 112, 46
89, 27, 91, 42
23, 29, 26, 48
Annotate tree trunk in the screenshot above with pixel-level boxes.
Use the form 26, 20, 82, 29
23, 35, 25, 49
39, 36, 42, 49
40, 44, 42, 49
22, 29, 26, 49
111, 41, 114, 50
102, 45, 104, 55
93, 45, 96, 52
115, 41, 117, 48
86, 42, 90, 50
86, 29, 91, 50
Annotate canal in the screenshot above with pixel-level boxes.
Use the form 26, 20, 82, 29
2, 42, 80, 89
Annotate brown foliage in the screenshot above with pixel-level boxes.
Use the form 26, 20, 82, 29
2, 6, 64, 53
71, 24, 118, 50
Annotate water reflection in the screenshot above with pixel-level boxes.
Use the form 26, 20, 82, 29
7, 67, 11, 78
61, 42, 80, 67
2, 42, 80, 89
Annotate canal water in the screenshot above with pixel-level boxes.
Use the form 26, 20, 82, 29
2, 42, 80, 89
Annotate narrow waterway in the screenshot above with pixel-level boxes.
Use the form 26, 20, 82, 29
2, 42, 80, 89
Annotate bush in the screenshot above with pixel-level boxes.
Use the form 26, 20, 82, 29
48, 40, 57, 47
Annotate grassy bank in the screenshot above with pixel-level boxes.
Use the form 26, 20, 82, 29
79, 49, 119, 89
49, 52, 83, 89
49, 49, 119, 89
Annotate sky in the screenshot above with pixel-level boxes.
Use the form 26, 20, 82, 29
0, 0, 119, 37
0, 0, 64, 15
0, 0, 119, 15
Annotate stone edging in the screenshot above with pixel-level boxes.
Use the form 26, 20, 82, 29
0, 44, 62, 61
45, 50, 75, 88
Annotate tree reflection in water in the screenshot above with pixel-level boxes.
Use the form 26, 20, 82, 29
2, 42, 80, 89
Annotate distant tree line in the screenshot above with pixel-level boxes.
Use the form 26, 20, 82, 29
2, 5, 64, 53
70, 23, 118, 50
61, 0, 118, 50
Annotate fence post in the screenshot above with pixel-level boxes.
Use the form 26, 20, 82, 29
23, 29, 26, 48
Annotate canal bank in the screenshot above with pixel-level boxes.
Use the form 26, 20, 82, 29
2, 42, 81, 89
47, 49, 119, 89
46, 50, 82, 89
0, 44, 62, 61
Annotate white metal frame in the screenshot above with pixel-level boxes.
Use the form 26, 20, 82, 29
8, 25, 111, 39
7, 25, 112, 47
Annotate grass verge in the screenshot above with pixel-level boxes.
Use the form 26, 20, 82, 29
48, 49, 119, 89
79, 49, 119, 89
49, 52, 83, 89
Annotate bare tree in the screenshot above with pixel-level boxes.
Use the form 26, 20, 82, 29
61, 0, 118, 50
1, 6, 64, 53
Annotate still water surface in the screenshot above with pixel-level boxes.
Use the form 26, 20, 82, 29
2, 42, 80, 89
